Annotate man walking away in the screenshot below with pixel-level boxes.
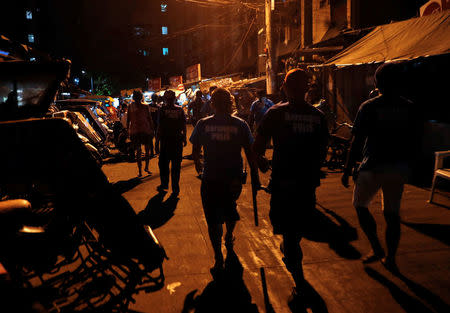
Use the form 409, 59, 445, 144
249, 89, 274, 133
341, 62, 423, 272
157, 90, 187, 196
253, 69, 329, 297
190, 88, 259, 277
127, 90, 154, 177
188, 90, 205, 126
184, 90, 205, 160
201, 86, 217, 117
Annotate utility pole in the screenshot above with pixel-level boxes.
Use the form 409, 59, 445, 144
265, 0, 277, 95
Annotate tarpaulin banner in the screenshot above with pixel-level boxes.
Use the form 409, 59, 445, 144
148, 78, 161, 91
169, 75, 183, 89
186, 63, 201, 83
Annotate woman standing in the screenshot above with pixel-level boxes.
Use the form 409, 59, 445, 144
127, 90, 154, 177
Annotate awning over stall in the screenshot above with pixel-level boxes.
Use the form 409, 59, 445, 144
323, 10, 450, 67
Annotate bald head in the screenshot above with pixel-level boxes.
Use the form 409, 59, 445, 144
282, 68, 309, 102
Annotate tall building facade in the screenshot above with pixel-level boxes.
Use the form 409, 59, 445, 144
1, 1, 429, 90
0, 1, 55, 60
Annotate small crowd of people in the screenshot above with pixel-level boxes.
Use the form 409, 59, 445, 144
121, 85, 276, 185
122, 63, 422, 300
123, 90, 186, 195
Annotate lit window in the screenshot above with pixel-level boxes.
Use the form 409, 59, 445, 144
161, 4, 167, 12
134, 26, 144, 37
138, 49, 149, 56
28, 34, 35, 43
162, 26, 168, 35
163, 48, 169, 55
29, 57, 36, 61
26, 10, 32, 19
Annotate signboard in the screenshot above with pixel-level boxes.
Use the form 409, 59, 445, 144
186, 63, 201, 84
420, 0, 450, 16
148, 77, 161, 91
169, 75, 183, 89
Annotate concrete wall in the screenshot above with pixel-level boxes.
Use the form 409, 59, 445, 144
312, 0, 332, 44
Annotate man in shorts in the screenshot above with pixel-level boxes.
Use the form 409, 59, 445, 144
341, 62, 423, 271
253, 69, 329, 294
127, 90, 154, 177
190, 88, 259, 276
149, 93, 161, 155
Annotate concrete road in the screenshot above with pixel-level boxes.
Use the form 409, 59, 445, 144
102, 125, 450, 313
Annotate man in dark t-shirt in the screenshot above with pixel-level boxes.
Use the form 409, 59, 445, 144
254, 69, 328, 295
200, 86, 217, 117
188, 90, 204, 126
342, 62, 423, 271
157, 90, 187, 195
190, 88, 259, 276
249, 90, 274, 132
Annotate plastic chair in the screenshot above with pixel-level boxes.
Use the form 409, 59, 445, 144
429, 150, 450, 203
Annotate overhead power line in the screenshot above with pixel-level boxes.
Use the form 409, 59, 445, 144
175, 0, 239, 7
218, 16, 256, 74
144, 20, 253, 44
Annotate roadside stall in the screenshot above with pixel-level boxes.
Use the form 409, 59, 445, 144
312, 10, 450, 124
311, 10, 450, 181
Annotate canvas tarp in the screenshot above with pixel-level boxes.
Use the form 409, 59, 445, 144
324, 10, 450, 66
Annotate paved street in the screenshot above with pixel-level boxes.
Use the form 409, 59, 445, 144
102, 125, 450, 313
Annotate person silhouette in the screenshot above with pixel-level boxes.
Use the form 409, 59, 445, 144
190, 88, 259, 277
341, 62, 423, 271
126, 90, 154, 177
253, 69, 329, 297
156, 90, 187, 196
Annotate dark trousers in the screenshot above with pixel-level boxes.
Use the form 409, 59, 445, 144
270, 182, 316, 286
158, 141, 183, 191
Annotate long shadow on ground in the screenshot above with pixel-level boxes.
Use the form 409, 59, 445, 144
138, 191, 179, 229
377, 261, 450, 313
103, 152, 135, 165
288, 280, 329, 313
181, 249, 259, 313
402, 222, 450, 246
364, 267, 439, 313
112, 177, 143, 194
303, 204, 361, 259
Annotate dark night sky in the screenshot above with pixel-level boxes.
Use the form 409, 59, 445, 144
48, 1, 142, 87
1, 0, 431, 91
